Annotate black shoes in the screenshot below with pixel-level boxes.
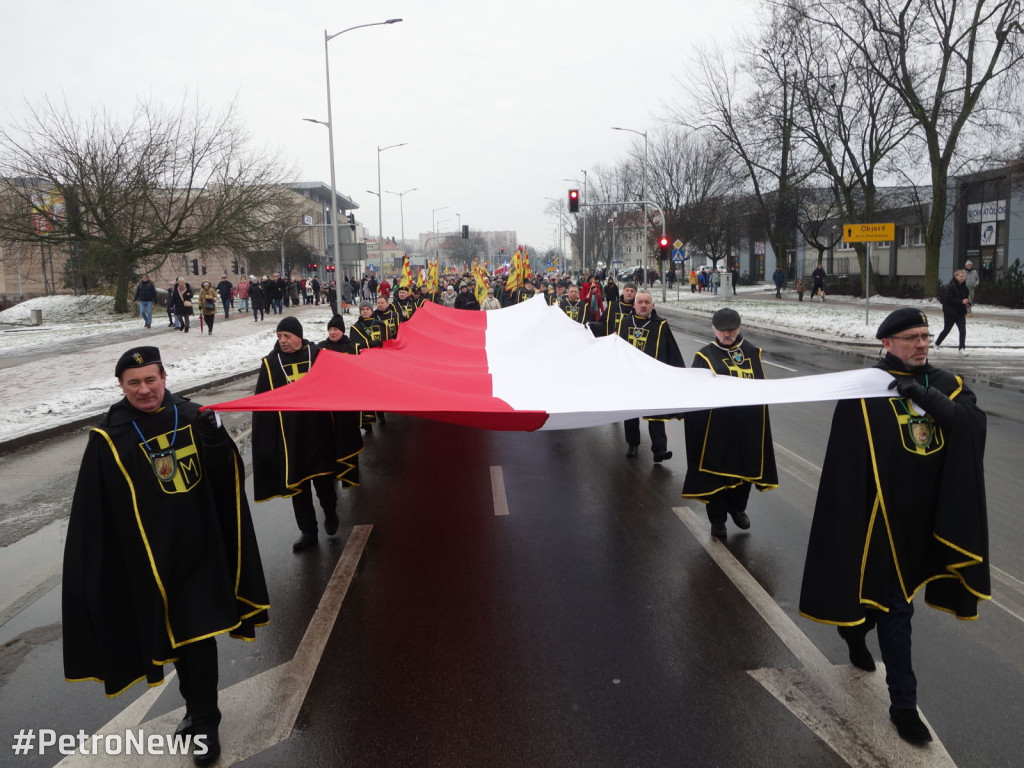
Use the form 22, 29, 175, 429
710, 523, 728, 539
174, 714, 193, 737
193, 730, 221, 766
653, 450, 673, 462
292, 532, 318, 552
837, 626, 876, 671
626, 445, 639, 458
889, 706, 932, 744
323, 510, 340, 536
730, 511, 751, 530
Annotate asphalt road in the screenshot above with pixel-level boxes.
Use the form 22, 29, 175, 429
1, 319, 1022, 767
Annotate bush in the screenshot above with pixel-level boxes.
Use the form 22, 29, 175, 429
977, 259, 1024, 308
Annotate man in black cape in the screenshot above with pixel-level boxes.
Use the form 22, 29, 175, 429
373, 295, 401, 339
392, 283, 418, 322
681, 308, 778, 538
616, 290, 685, 461
799, 307, 990, 744
558, 283, 592, 324
252, 316, 362, 552
63, 346, 269, 766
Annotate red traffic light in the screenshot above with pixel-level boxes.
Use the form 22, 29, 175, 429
658, 236, 669, 248
568, 189, 580, 213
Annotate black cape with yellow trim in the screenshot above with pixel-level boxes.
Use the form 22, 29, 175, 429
252, 340, 361, 501
62, 392, 269, 696
591, 299, 634, 337
615, 309, 685, 368
349, 316, 392, 353
799, 354, 990, 624
317, 336, 366, 457
373, 304, 400, 339
681, 337, 778, 500
394, 296, 418, 322
558, 297, 592, 325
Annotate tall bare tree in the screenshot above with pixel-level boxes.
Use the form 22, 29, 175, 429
796, 0, 1024, 289
0, 97, 295, 311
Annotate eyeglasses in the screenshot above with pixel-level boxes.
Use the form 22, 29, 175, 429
889, 332, 933, 343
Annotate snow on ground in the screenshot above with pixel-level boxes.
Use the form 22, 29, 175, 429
1, 288, 1020, 445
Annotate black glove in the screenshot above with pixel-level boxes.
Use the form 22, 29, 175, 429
196, 407, 228, 444
888, 377, 955, 427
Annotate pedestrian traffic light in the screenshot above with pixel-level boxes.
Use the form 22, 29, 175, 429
231, 258, 239, 274
191, 258, 199, 275
568, 189, 580, 213
658, 236, 670, 260
462, 225, 469, 239
201, 265, 207, 275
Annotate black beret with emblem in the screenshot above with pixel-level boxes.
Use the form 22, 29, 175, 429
712, 308, 742, 330
115, 346, 162, 378
875, 307, 929, 339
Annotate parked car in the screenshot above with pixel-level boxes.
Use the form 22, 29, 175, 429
616, 267, 660, 284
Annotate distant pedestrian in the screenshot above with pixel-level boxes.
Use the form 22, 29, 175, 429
236, 276, 251, 313
710, 269, 721, 295
171, 277, 194, 333
197, 281, 219, 335
772, 266, 786, 299
796, 278, 806, 301
249, 276, 266, 323
132, 274, 157, 328
216, 274, 233, 318
810, 265, 827, 301
689, 269, 698, 293
934, 269, 970, 353
964, 260, 979, 315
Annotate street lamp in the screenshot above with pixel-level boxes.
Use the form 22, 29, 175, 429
320, 18, 402, 279
612, 126, 649, 286
376, 142, 407, 275
385, 187, 417, 250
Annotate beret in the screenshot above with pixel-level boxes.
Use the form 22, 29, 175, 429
116, 346, 162, 377
876, 307, 929, 339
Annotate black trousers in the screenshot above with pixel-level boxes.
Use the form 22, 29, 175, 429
624, 418, 667, 454
174, 637, 221, 734
935, 310, 966, 349
705, 482, 752, 525
838, 579, 917, 709
291, 475, 338, 534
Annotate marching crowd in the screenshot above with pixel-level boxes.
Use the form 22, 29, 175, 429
64, 264, 992, 764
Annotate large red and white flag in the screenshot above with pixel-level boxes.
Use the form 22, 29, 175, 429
210, 296, 895, 431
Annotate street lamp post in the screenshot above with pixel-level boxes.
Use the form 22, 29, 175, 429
320, 18, 402, 279
432, 206, 449, 266
385, 187, 417, 253
376, 142, 407, 276
612, 126, 648, 285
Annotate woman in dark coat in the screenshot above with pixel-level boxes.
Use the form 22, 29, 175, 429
170, 277, 194, 333
934, 269, 971, 351
248, 275, 267, 322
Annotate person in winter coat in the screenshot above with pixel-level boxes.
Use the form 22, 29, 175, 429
604, 278, 619, 305
132, 274, 157, 328
481, 287, 502, 310
772, 267, 786, 299
341, 279, 354, 313
236, 276, 250, 313
197, 281, 219, 335
934, 269, 971, 352
171, 277, 194, 333
440, 285, 458, 308
248, 276, 267, 322
964, 260, 979, 315
216, 275, 233, 318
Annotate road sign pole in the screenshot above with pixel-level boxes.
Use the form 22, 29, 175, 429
865, 241, 871, 325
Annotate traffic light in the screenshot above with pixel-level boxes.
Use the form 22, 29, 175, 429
231, 258, 239, 274
658, 236, 670, 260
201, 265, 207, 275
568, 189, 580, 213
191, 258, 199, 276
462, 224, 469, 239
347, 214, 356, 230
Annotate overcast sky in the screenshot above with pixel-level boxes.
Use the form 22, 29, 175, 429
1, 0, 755, 253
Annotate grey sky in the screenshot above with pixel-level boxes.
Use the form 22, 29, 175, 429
1, 0, 754, 255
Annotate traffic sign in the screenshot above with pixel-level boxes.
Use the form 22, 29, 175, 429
673, 239, 683, 250
843, 222, 895, 243
671, 248, 684, 261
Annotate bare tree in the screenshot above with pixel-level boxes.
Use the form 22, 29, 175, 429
677, 8, 822, 275
0, 96, 295, 311
796, 0, 1024, 289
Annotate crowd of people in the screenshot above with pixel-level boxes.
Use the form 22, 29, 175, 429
75, 262, 993, 762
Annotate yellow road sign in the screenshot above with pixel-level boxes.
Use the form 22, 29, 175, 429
843, 222, 895, 243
